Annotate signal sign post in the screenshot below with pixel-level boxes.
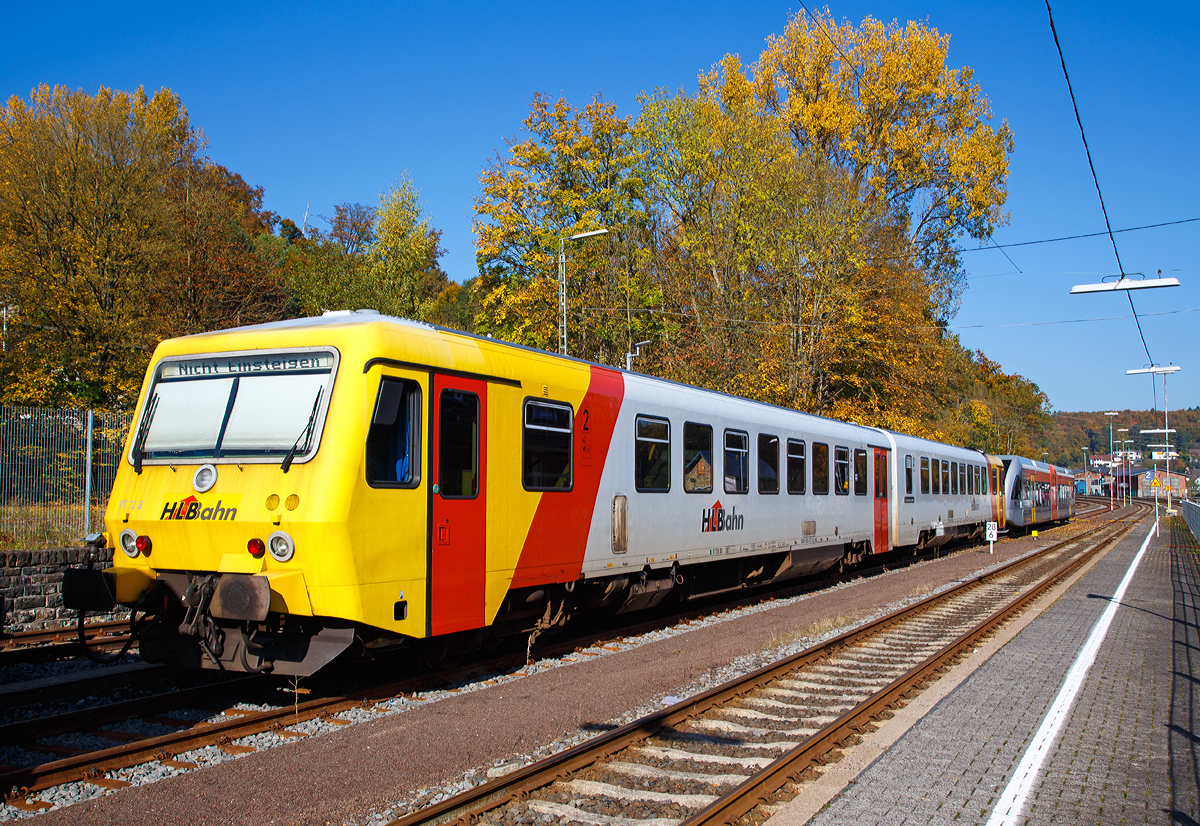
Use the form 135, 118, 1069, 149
986, 521, 998, 554
1150, 475, 1162, 536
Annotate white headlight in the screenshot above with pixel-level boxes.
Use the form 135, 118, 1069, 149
192, 463, 217, 493
119, 529, 139, 558
267, 530, 295, 562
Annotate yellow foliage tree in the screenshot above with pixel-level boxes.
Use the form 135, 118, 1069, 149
474, 93, 661, 365
0, 85, 195, 408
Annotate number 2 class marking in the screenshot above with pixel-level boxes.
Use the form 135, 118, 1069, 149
581, 409, 589, 430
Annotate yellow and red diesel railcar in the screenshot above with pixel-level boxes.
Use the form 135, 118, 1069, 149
64, 311, 1067, 674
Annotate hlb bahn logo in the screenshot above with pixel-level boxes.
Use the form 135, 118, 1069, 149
701, 499, 744, 533
160, 494, 241, 521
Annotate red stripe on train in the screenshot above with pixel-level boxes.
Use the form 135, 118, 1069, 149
511, 366, 625, 586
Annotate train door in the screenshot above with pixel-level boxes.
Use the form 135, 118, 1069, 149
429, 374, 487, 635
873, 448, 890, 553
1050, 470, 1059, 521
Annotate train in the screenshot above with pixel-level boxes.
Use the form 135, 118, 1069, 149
63, 310, 1074, 675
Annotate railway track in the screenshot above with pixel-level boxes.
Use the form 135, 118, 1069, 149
383, 502, 1147, 826
0, 620, 131, 667
0, 504, 1121, 812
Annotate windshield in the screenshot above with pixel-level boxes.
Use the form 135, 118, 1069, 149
132, 349, 338, 463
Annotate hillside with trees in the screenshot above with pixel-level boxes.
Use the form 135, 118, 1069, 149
1045, 408, 1199, 474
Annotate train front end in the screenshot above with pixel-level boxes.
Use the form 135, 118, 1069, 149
63, 319, 400, 675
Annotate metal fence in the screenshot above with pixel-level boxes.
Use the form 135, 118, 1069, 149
1181, 499, 1200, 546
0, 406, 132, 549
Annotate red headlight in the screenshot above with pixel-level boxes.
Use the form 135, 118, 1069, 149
248, 538, 265, 558
135, 535, 152, 555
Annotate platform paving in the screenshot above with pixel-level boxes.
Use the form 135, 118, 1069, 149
803, 516, 1200, 826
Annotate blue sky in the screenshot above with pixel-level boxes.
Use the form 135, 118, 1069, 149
3, 1, 1196, 413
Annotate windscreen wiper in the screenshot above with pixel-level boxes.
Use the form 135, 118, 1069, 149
131, 393, 159, 474
281, 387, 324, 473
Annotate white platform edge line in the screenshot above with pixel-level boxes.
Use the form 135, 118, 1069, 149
984, 522, 1156, 826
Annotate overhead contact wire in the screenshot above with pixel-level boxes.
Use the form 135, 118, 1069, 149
1046, 1, 1153, 366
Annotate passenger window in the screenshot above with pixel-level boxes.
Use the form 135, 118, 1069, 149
786, 439, 806, 494
813, 442, 830, 495
758, 434, 779, 494
905, 455, 913, 495
683, 422, 713, 493
959, 464, 966, 496
834, 446, 850, 495
853, 449, 868, 495
951, 461, 958, 495
941, 461, 950, 495
920, 457, 930, 495
635, 416, 670, 493
523, 399, 573, 490
931, 459, 941, 495
724, 429, 749, 494
438, 389, 478, 498
367, 377, 422, 488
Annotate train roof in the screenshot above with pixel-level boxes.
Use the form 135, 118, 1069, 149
172, 309, 893, 439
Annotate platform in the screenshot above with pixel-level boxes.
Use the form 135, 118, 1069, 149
781, 515, 1199, 826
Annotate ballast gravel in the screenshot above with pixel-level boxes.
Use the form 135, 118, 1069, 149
3, 528, 1082, 826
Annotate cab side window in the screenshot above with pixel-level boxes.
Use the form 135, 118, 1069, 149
367, 378, 422, 488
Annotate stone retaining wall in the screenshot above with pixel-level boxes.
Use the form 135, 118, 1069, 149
1, 547, 118, 631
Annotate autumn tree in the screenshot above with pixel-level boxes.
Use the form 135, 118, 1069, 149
0, 85, 198, 408
155, 161, 290, 337
753, 10, 1013, 319
271, 174, 457, 325
474, 93, 662, 365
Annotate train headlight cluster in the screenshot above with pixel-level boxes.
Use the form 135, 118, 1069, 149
267, 530, 295, 562
119, 529, 152, 558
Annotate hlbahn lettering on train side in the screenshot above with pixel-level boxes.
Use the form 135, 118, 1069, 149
160, 494, 241, 521
701, 500, 744, 532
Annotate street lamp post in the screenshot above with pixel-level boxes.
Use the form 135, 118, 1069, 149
1116, 427, 1128, 508
558, 228, 609, 356
1104, 412, 1117, 511
1128, 364, 1182, 515
1081, 447, 1089, 495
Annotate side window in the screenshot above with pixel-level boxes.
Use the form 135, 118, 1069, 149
920, 457, 930, 494
959, 463, 967, 496
813, 442, 830, 495
683, 422, 713, 493
951, 461, 959, 495
905, 455, 914, 496
635, 415, 671, 493
931, 459, 941, 495
367, 377, 422, 487
941, 460, 950, 496
853, 449, 868, 495
438, 389, 478, 498
834, 446, 850, 495
523, 399, 573, 490
758, 434, 779, 494
786, 439, 806, 495
724, 429, 749, 494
